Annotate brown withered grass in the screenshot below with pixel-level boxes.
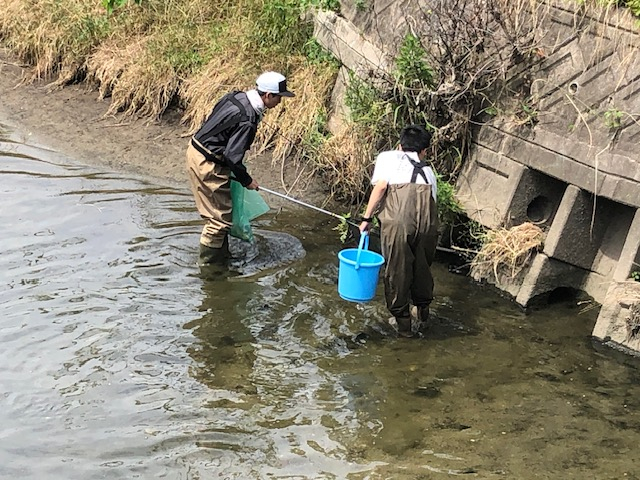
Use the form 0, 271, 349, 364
255, 64, 337, 161
86, 39, 142, 103
471, 222, 545, 283
1, 0, 339, 158
1, 0, 109, 83
179, 53, 256, 134
315, 122, 379, 201
87, 36, 180, 119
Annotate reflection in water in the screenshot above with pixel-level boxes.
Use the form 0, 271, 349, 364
1, 129, 640, 479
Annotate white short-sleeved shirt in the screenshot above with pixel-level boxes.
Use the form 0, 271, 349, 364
371, 150, 438, 201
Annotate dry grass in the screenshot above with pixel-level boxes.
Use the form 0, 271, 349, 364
86, 39, 141, 102
179, 54, 256, 134
87, 36, 181, 119
1, 0, 338, 143
315, 122, 378, 202
626, 301, 640, 342
255, 63, 337, 159
1, 0, 109, 83
471, 222, 545, 283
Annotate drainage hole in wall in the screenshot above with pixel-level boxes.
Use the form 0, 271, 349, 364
527, 195, 551, 223
547, 287, 579, 305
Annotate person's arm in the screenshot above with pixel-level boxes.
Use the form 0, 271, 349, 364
359, 180, 388, 233
425, 166, 437, 202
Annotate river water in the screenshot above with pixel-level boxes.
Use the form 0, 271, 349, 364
1, 124, 639, 479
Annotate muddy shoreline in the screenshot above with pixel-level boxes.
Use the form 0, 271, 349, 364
0, 49, 329, 209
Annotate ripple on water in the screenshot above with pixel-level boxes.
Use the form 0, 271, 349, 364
2, 140, 640, 479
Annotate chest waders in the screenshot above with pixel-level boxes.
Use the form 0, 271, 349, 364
377, 154, 439, 333
187, 93, 252, 267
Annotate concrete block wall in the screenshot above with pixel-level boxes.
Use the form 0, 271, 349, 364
510, 186, 636, 305
456, 143, 526, 229
457, 3, 640, 352
457, 126, 569, 231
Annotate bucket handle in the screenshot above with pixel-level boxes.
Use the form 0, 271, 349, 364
355, 232, 369, 270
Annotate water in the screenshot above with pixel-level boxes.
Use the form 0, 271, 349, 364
1, 125, 639, 479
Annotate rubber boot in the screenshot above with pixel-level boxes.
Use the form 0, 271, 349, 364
198, 235, 230, 267
418, 305, 430, 323
415, 304, 431, 333
395, 316, 413, 338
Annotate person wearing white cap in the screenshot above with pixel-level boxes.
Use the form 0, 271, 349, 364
186, 71, 295, 266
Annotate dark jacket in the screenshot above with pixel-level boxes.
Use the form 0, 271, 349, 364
193, 91, 259, 186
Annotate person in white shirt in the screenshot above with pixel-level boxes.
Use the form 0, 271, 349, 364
359, 125, 439, 337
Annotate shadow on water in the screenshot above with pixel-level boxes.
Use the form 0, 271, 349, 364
1, 127, 640, 479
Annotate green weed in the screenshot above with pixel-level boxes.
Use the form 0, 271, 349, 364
304, 38, 339, 66
252, 0, 312, 54
625, 0, 640, 16
102, 0, 142, 14
394, 33, 434, 88
333, 213, 352, 243
604, 107, 624, 129
305, 0, 341, 11
436, 173, 463, 226
355, 0, 367, 11
301, 108, 330, 155
344, 71, 387, 128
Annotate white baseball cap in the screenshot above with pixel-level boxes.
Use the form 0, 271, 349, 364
256, 71, 295, 97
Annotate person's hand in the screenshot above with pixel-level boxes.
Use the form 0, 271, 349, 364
246, 180, 259, 190
359, 221, 371, 233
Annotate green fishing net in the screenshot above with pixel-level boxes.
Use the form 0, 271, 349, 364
230, 180, 270, 242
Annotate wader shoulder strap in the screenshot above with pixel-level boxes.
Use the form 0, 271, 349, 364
207, 91, 251, 138
404, 154, 429, 184
191, 92, 254, 163
228, 95, 251, 122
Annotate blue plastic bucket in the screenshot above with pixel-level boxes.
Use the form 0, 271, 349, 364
338, 233, 385, 302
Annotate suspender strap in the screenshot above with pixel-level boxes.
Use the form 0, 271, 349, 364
203, 92, 251, 139
228, 95, 250, 122
192, 92, 252, 163
405, 154, 429, 184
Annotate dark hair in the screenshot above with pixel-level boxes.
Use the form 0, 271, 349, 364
257, 90, 280, 98
400, 124, 432, 153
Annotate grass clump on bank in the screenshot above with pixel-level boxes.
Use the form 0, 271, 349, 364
0, 0, 339, 172
470, 223, 544, 283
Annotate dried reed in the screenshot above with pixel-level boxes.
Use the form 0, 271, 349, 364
179, 54, 255, 135
255, 63, 337, 160
1, 0, 108, 83
315, 122, 378, 201
471, 222, 544, 283
626, 302, 640, 342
